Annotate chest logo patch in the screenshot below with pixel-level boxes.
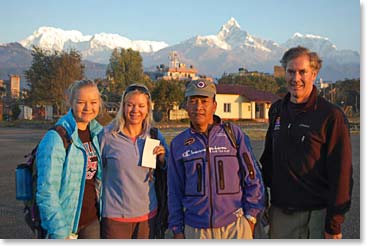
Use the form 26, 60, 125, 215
184, 137, 195, 146
274, 116, 280, 130
299, 123, 310, 128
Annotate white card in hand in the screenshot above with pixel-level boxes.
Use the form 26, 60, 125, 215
141, 137, 160, 169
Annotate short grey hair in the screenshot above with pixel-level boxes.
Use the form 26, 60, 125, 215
280, 46, 322, 72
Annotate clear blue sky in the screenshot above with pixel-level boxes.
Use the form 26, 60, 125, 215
0, 0, 361, 52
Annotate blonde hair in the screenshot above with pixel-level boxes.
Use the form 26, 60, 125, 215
67, 79, 103, 113
111, 83, 153, 138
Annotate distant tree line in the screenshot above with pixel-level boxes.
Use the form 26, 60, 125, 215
218, 73, 287, 96
321, 78, 360, 114
21, 46, 359, 122
23, 46, 185, 121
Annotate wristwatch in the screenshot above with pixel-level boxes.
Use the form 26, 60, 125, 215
245, 214, 257, 224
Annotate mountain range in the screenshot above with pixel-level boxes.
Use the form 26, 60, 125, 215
0, 17, 360, 85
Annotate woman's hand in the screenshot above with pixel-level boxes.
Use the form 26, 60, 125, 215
325, 232, 342, 239
153, 145, 165, 163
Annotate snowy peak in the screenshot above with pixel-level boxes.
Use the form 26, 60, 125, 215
20, 26, 90, 51
284, 32, 337, 56
188, 17, 275, 52
19, 26, 169, 55
218, 17, 241, 38
291, 32, 329, 41
89, 33, 132, 49
227, 17, 241, 28
217, 17, 245, 43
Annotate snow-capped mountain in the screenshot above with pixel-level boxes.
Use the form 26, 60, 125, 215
0, 42, 107, 86
143, 17, 284, 76
1, 17, 360, 82
180, 17, 280, 53
283, 33, 337, 56
20, 26, 90, 51
20, 26, 169, 63
143, 17, 359, 80
282, 33, 359, 64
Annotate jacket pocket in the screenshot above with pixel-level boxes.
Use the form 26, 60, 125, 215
214, 155, 241, 195
183, 158, 205, 196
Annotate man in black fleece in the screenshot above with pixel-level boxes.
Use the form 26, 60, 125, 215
260, 46, 353, 239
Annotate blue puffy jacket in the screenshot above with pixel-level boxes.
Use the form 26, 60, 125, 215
168, 116, 265, 234
36, 110, 103, 239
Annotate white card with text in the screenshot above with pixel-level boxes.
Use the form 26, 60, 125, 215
141, 137, 160, 169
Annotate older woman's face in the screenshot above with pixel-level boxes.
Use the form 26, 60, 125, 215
72, 86, 100, 126
123, 92, 149, 127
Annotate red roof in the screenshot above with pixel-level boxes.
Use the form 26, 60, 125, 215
216, 84, 280, 103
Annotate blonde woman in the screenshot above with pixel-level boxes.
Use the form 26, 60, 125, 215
36, 80, 103, 239
99, 83, 169, 239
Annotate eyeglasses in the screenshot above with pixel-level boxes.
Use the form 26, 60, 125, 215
123, 84, 151, 99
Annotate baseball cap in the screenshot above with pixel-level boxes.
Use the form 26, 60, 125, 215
185, 80, 216, 98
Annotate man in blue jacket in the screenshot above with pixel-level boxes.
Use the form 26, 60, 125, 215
168, 80, 265, 239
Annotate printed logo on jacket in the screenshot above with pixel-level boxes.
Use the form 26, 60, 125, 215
182, 146, 230, 158
83, 142, 98, 180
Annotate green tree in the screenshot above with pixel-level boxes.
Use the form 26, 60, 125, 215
275, 77, 288, 97
24, 47, 55, 106
151, 80, 185, 122
25, 46, 84, 115
334, 78, 360, 113
10, 100, 21, 120
51, 49, 84, 114
218, 73, 280, 94
106, 48, 146, 97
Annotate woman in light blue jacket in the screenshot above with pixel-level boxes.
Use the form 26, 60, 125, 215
36, 80, 103, 239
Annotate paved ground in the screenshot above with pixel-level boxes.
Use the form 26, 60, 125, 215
0, 127, 360, 239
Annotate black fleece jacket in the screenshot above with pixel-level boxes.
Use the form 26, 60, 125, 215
260, 86, 353, 235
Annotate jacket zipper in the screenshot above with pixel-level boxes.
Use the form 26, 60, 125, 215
72, 143, 88, 234
206, 144, 214, 228
205, 134, 214, 229
91, 137, 102, 220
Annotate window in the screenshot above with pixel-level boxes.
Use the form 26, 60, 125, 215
224, 103, 231, 113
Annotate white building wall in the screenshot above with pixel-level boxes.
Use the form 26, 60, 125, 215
264, 103, 271, 119
216, 94, 253, 120
18, 105, 32, 120
45, 105, 53, 120
169, 109, 188, 120
242, 102, 252, 119
251, 102, 256, 119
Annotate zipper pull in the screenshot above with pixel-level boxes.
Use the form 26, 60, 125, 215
288, 123, 292, 129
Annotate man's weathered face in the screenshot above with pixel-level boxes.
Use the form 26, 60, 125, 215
186, 95, 217, 131
285, 55, 317, 104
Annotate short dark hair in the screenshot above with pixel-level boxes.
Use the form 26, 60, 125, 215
280, 46, 322, 72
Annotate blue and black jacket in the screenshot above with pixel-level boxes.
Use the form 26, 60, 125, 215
168, 115, 265, 234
